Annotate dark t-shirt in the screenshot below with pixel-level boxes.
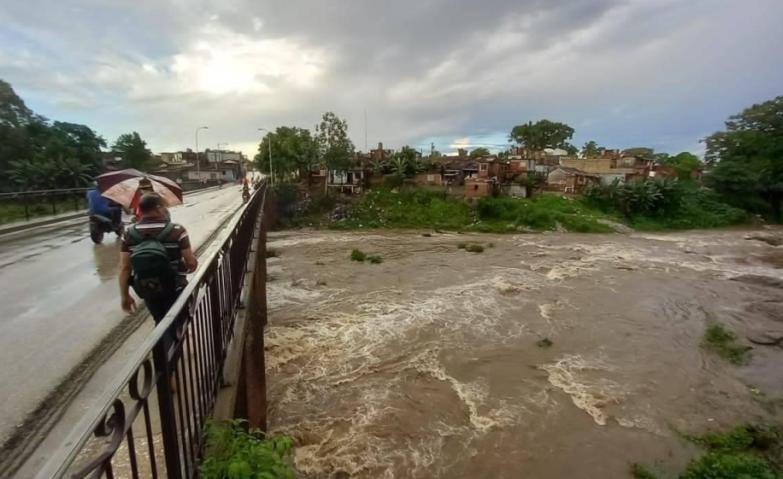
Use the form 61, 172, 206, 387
121, 217, 191, 278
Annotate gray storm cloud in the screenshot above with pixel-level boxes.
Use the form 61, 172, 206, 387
1, 0, 781, 156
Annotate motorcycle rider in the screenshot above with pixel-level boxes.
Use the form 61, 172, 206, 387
86, 184, 122, 227
242, 182, 250, 202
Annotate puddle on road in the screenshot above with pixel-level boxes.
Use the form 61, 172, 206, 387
265, 228, 783, 478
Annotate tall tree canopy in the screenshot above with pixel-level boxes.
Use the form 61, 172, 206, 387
112, 132, 153, 170
705, 96, 783, 219
623, 147, 656, 159
0, 79, 40, 128
256, 126, 318, 179
469, 147, 490, 158
316, 112, 355, 170
581, 141, 604, 158
509, 120, 574, 150
0, 80, 106, 190
663, 152, 701, 180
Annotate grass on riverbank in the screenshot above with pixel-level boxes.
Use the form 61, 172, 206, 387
702, 323, 751, 365
473, 194, 615, 233
333, 188, 472, 230
632, 424, 783, 479
331, 188, 615, 233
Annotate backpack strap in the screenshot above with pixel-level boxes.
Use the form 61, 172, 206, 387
156, 222, 176, 242
128, 226, 144, 244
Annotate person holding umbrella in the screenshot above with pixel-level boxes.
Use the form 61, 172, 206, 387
97, 169, 183, 219
130, 177, 156, 221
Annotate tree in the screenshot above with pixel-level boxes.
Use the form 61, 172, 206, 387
706, 96, 783, 219
0, 79, 40, 128
563, 143, 579, 156
623, 147, 656, 159
386, 146, 420, 177
581, 141, 604, 158
509, 120, 574, 150
112, 132, 153, 170
256, 126, 317, 179
315, 112, 354, 171
57, 156, 94, 187
663, 152, 701, 180
49, 122, 106, 171
469, 147, 490, 158
0, 80, 108, 191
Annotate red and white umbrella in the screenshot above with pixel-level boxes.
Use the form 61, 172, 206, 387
97, 169, 183, 209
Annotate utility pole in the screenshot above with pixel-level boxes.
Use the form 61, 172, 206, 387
364, 108, 368, 152
195, 126, 208, 179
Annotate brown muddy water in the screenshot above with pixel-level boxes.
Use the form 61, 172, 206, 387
264, 227, 783, 479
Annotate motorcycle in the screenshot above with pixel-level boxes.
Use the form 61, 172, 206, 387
242, 186, 250, 203
89, 214, 124, 244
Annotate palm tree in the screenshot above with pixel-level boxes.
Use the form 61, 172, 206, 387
57, 156, 93, 187
390, 156, 410, 176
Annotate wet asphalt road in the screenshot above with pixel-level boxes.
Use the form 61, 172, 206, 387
0, 187, 244, 443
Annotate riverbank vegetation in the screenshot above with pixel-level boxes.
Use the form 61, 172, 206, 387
327, 188, 617, 233
631, 424, 783, 478
200, 420, 294, 479
584, 179, 746, 231
275, 184, 746, 234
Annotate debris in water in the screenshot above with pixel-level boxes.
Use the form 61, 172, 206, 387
537, 338, 553, 348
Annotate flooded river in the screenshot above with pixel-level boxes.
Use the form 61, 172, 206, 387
264, 228, 783, 478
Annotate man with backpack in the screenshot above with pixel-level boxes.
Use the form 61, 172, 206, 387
119, 193, 198, 324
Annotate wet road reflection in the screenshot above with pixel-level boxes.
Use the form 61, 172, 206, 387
92, 242, 120, 282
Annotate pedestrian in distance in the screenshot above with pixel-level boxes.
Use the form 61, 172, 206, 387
119, 193, 198, 327
130, 177, 155, 221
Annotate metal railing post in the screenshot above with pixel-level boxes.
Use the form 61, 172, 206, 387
152, 341, 183, 479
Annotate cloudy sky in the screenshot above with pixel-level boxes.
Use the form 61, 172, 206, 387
2, 0, 781, 157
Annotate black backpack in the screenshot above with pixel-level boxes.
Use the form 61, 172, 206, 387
128, 223, 178, 299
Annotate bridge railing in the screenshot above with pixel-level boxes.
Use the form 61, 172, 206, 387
0, 188, 90, 222
36, 184, 269, 479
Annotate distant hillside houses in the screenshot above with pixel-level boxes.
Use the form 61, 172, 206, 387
307, 143, 685, 199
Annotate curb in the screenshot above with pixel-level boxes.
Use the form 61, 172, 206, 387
0, 211, 86, 236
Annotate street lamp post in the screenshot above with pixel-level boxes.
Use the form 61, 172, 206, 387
195, 126, 209, 179
258, 128, 273, 185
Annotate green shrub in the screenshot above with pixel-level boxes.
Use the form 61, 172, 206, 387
702, 323, 751, 365
681, 451, 779, 479
585, 180, 746, 230
644, 424, 782, 479
351, 249, 367, 262
681, 426, 782, 479
200, 419, 294, 479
